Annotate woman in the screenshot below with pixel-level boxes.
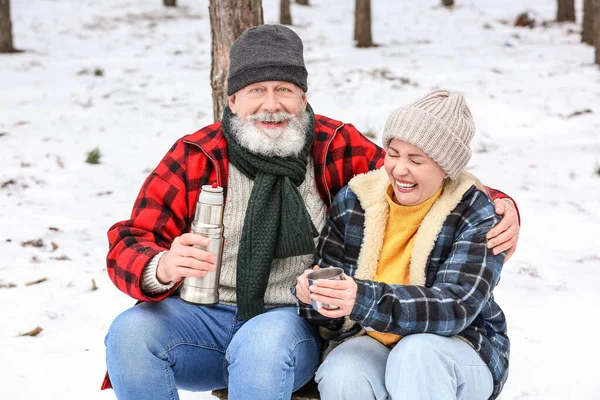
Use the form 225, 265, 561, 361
295, 90, 510, 400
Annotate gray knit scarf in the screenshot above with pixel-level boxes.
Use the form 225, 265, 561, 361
221, 105, 318, 320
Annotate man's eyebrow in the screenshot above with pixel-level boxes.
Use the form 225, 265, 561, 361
408, 153, 426, 158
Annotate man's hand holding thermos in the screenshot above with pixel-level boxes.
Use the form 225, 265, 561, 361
156, 183, 225, 305
156, 233, 218, 284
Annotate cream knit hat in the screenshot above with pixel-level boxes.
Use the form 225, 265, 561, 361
382, 90, 475, 179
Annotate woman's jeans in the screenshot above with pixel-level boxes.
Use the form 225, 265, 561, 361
105, 297, 321, 400
316, 334, 494, 400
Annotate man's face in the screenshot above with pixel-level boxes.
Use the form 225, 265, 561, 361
227, 81, 310, 158
228, 81, 307, 131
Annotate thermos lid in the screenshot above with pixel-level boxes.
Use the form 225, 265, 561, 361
193, 223, 222, 236
199, 183, 224, 205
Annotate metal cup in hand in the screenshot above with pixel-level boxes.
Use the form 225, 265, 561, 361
307, 267, 344, 311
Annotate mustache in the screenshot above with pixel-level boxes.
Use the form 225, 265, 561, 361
247, 112, 295, 123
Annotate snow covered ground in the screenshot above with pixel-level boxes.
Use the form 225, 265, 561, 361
1, 0, 599, 399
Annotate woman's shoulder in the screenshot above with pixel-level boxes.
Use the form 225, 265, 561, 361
464, 184, 496, 211
440, 172, 499, 224
457, 185, 500, 226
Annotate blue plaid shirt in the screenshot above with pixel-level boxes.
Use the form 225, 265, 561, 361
295, 181, 509, 399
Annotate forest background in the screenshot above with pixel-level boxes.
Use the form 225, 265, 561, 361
1, 0, 599, 399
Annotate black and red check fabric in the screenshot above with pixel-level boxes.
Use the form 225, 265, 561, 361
106, 115, 386, 302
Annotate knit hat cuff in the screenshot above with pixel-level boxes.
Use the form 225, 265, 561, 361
382, 107, 472, 179
227, 65, 308, 96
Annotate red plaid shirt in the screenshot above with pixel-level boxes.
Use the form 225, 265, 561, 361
106, 115, 386, 302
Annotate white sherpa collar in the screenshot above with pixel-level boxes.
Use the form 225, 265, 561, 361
348, 167, 483, 285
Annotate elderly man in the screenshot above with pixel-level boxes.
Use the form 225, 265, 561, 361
102, 25, 520, 400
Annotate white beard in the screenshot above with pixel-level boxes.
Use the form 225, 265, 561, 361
229, 111, 310, 158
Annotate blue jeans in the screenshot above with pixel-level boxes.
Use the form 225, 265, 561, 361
316, 334, 493, 400
105, 298, 321, 400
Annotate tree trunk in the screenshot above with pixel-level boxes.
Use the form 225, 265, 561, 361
353, 0, 358, 40
280, 0, 292, 25
209, 0, 263, 122
582, 0, 595, 45
442, 0, 454, 6
163, 0, 176, 7
594, 0, 600, 64
296, 0, 309, 5
354, 0, 374, 48
556, 0, 576, 22
0, 0, 15, 53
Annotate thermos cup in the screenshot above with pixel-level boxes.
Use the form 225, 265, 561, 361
307, 267, 344, 311
179, 183, 225, 305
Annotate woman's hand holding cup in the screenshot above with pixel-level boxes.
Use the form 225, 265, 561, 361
295, 265, 321, 305
308, 267, 357, 318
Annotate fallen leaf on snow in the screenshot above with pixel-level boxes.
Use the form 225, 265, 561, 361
25, 277, 47, 286
51, 255, 71, 261
1, 179, 17, 189
565, 109, 593, 119
21, 239, 44, 248
0, 282, 17, 289
20, 327, 43, 337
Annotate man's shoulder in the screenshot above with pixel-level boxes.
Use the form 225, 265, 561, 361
314, 114, 364, 142
179, 121, 227, 154
314, 114, 344, 131
182, 120, 223, 143
315, 114, 360, 132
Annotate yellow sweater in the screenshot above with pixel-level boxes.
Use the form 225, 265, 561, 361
366, 184, 443, 346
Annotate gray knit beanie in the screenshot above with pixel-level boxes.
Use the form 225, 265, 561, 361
382, 90, 475, 179
227, 24, 308, 96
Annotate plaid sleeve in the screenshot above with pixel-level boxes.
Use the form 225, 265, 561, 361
351, 191, 506, 336
293, 186, 359, 330
106, 141, 190, 302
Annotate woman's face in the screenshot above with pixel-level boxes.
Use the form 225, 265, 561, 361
384, 139, 446, 206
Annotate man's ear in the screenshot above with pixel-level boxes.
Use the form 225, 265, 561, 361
228, 95, 237, 114
301, 92, 308, 109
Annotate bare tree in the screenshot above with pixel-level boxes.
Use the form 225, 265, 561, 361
594, 0, 600, 64
354, 0, 374, 48
442, 0, 454, 7
296, 0, 309, 5
280, 0, 292, 25
163, 0, 176, 7
0, 0, 15, 53
557, 0, 576, 22
582, 0, 595, 45
209, 0, 263, 122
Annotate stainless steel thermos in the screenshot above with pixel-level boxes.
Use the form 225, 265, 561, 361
179, 183, 225, 305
